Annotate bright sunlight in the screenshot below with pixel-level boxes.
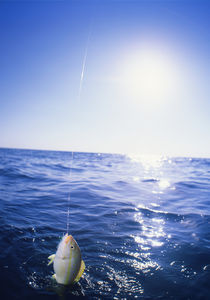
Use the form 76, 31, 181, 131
119, 46, 180, 108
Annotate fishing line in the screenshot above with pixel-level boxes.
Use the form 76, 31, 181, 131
66, 25, 92, 234
66, 151, 74, 235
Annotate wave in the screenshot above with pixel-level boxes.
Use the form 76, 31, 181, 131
1, 148, 210, 299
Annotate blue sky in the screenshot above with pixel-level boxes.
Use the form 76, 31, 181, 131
0, 0, 209, 157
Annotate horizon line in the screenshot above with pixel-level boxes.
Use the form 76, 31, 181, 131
0, 146, 209, 159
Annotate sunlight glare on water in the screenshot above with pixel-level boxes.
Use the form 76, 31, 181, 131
128, 154, 173, 280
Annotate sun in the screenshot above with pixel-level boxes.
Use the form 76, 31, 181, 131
119, 47, 178, 108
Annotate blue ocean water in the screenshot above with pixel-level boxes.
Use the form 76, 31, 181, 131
0, 148, 210, 299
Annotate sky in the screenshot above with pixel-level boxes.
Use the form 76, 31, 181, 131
0, 0, 210, 157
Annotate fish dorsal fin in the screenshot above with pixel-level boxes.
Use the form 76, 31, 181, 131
48, 254, 56, 266
74, 260, 85, 283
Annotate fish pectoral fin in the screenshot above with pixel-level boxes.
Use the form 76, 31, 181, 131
48, 254, 56, 266
74, 260, 85, 283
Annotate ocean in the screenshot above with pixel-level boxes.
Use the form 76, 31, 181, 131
0, 148, 210, 299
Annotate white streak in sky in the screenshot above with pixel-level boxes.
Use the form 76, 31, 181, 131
78, 28, 92, 102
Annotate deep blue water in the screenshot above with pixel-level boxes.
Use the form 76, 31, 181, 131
0, 148, 210, 299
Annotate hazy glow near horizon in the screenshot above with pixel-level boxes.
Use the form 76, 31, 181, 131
0, 0, 210, 157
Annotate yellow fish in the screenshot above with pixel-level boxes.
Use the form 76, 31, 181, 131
48, 234, 85, 285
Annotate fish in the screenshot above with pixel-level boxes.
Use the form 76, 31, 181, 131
48, 234, 85, 285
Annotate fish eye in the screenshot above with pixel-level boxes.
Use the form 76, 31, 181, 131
71, 246, 74, 249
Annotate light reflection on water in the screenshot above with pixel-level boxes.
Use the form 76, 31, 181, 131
129, 154, 165, 169
129, 207, 167, 281
129, 154, 175, 195
133, 212, 166, 245
127, 161, 172, 292
106, 265, 144, 295
129, 155, 172, 279
126, 154, 205, 296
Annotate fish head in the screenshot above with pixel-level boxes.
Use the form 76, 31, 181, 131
56, 234, 81, 260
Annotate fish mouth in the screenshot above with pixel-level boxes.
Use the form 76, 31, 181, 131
65, 234, 73, 244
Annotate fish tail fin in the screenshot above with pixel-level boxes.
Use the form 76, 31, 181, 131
74, 260, 85, 283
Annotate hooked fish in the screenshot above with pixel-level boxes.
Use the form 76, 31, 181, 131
48, 234, 85, 285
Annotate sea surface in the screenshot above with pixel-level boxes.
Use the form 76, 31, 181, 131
0, 148, 210, 299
